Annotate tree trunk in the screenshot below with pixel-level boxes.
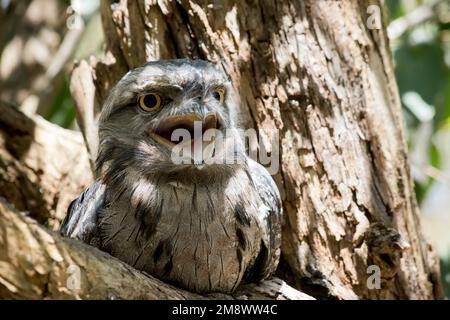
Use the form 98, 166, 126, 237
69, 0, 442, 299
0, 0, 443, 300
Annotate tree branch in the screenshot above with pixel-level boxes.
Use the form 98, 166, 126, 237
0, 197, 313, 300
0, 103, 92, 229
387, 0, 444, 40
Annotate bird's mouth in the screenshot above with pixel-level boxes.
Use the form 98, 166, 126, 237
147, 113, 220, 148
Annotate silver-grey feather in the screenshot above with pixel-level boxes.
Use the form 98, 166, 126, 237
60, 59, 282, 293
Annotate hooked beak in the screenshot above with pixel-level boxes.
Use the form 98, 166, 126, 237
147, 112, 219, 149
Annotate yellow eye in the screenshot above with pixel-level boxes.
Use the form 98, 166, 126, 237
138, 93, 162, 112
212, 88, 225, 104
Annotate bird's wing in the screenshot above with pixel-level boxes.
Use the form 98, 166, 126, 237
246, 158, 283, 281
60, 180, 106, 247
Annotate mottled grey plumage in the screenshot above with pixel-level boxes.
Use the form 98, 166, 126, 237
60, 59, 282, 293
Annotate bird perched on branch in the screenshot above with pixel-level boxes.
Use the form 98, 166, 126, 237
60, 59, 282, 293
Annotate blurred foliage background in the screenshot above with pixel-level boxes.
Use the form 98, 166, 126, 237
0, 0, 449, 298
386, 0, 450, 297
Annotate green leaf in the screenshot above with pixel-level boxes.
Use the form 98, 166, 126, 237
46, 76, 76, 129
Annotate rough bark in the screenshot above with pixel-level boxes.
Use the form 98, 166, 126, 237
0, 102, 92, 229
69, 0, 442, 299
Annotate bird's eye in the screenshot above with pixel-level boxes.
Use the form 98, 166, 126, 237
212, 88, 225, 104
138, 93, 162, 112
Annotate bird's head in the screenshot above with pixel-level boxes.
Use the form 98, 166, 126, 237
96, 59, 245, 183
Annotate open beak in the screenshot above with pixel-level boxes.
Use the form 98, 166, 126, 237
147, 112, 219, 149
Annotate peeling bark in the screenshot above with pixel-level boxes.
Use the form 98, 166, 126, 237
69, 0, 442, 299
